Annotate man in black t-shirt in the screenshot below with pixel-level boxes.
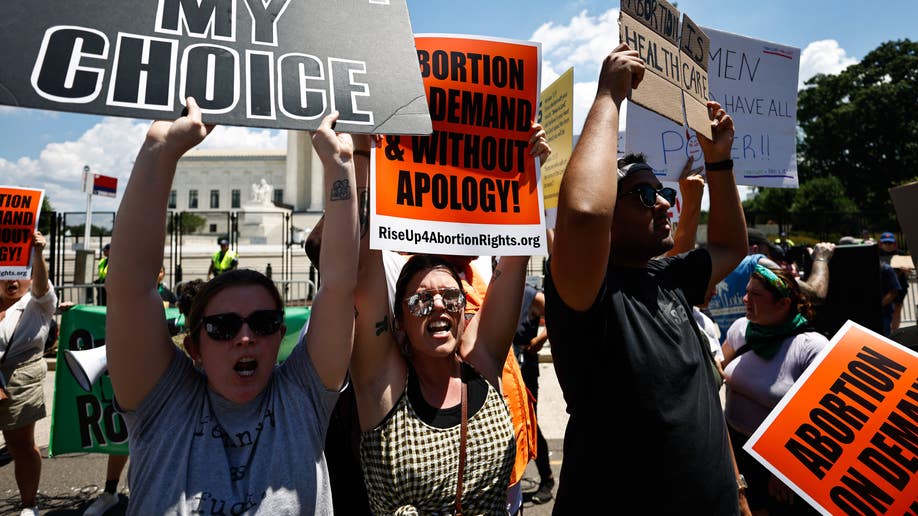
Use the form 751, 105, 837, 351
545, 43, 750, 515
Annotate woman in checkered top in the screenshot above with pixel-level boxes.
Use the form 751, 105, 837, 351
349, 128, 550, 515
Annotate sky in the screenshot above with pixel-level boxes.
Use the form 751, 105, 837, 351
1, 0, 915, 213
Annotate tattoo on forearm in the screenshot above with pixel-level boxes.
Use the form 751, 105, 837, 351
330, 179, 352, 201
375, 316, 389, 336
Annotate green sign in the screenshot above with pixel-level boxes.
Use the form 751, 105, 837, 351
49, 304, 310, 456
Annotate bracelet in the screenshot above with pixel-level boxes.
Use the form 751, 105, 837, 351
813, 257, 828, 262
354, 149, 371, 158
705, 159, 734, 171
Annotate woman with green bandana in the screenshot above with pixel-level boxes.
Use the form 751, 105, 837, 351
721, 263, 828, 515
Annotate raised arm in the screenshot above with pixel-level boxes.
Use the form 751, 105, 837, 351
29, 231, 50, 298
303, 112, 360, 390
697, 101, 747, 292
795, 242, 835, 302
462, 254, 529, 381
106, 97, 213, 410
551, 43, 644, 310
350, 137, 407, 430
665, 156, 704, 257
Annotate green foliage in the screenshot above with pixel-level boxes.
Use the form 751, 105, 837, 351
167, 212, 207, 234
797, 39, 918, 225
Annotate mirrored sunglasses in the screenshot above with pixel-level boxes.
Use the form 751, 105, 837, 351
404, 288, 465, 317
619, 184, 677, 208
200, 309, 284, 341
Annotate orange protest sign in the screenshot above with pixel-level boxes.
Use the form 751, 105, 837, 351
371, 35, 545, 256
745, 321, 918, 515
0, 186, 44, 280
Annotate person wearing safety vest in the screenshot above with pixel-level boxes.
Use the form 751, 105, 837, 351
207, 237, 238, 279
94, 243, 110, 305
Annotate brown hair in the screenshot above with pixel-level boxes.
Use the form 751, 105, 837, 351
752, 266, 816, 320
186, 269, 283, 345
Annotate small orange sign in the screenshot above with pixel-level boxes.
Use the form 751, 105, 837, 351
745, 321, 918, 514
0, 186, 43, 280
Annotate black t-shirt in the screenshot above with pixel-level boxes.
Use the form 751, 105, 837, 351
545, 248, 738, 514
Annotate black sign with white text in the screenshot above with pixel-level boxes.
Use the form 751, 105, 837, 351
0, 0, 432, 134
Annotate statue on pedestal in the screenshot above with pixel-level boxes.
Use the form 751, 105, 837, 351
251, 179, 274, 206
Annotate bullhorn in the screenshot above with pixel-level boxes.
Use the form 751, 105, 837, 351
63, 346, 108, 392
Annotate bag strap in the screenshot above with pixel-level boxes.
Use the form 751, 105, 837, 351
454, 377, 468, 516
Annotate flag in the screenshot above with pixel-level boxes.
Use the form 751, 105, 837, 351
92, 174, 117, 198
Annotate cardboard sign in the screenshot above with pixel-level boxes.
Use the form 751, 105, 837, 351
619, 0, 712, 140
0, 0, 431, 135
625, 28, 800, 186
538, 67, 573, 230
744, 321, 918, 515
0, 186, 44, 280
49, 305, 310, 456
370, 35, 546, 256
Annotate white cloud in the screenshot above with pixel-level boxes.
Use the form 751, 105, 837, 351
2, 117, 286, 213
534, 8, 621, 135
799, 39, 858, 89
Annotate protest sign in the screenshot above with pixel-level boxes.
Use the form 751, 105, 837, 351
371, 35, 546, 256
0, 186, 44, 280
538, 67, 573, 230
625, 28, 800, 187
619, 0, 712, 140
49, 305, 310, 456
744, 321, 918, 515
0, 0, 431, 134
890, 181, 918, 270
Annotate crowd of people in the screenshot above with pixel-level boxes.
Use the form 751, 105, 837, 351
2, 39, 913, 516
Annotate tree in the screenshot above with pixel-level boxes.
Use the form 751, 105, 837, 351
797, 39, 918, 227
788, 176, 859, 236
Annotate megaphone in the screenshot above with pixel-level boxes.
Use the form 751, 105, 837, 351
63, 346, 108, 392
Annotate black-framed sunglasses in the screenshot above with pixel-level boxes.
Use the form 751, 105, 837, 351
618, 184, 677, 208
199, 309, 284, 341
404, 288, 465, 317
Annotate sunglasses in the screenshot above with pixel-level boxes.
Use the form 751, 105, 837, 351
618, 184, 677, 208
404, 288, 465, 317
200, 309, 284, 341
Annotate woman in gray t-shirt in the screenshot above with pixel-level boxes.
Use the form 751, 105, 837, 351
722, 264, 828, 515
105, 100, 360, 515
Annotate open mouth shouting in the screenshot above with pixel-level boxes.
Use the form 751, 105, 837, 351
234, 356, 258, 377
426, 317, 454, 338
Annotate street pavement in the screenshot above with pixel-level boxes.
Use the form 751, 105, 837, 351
0, 346, 569, 515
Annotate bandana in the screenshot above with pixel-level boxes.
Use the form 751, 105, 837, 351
744, 313, 810, 360
752, 263, 790, 299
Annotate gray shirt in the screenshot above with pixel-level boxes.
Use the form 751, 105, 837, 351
121, 341, 339, 515
723, 317, 829, 436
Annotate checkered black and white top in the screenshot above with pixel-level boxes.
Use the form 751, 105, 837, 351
359, 364, 516, 515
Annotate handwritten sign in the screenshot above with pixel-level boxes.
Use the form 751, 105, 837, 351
538, 67, 573, 230
370, 35, 546, 256
745, 321, 918, 515
0, 186, 44, 280
619, 0, 712, 140
0, 0, 431, 134
624, 28, 800, 187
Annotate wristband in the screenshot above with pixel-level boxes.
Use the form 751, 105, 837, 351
705, 159, 734, 171
354, 150, 371, 158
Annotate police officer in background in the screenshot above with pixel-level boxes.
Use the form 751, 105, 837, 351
94, 243, 110, 305
207, 237, 238, 279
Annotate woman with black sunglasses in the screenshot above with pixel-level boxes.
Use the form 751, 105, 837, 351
348, 125, 550, 514
104, 98, 359, 515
